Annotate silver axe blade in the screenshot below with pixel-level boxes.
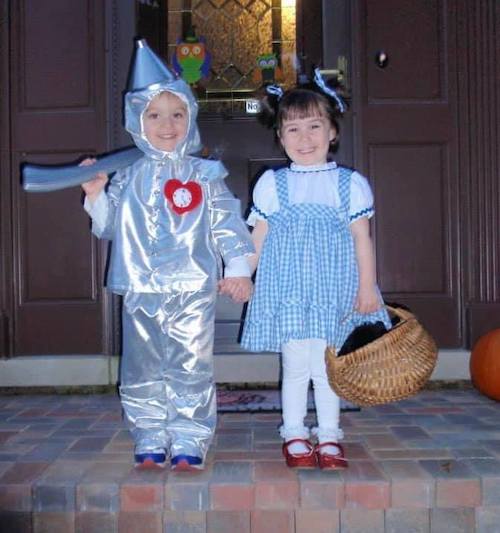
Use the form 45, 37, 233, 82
22, 147, 143, 192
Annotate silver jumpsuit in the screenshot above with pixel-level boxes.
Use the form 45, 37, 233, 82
85, 62, 254, 460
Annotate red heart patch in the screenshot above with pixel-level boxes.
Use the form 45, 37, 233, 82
164, 179, 203, 215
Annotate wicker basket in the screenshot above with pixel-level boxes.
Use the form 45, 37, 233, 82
325, 306, 438, 406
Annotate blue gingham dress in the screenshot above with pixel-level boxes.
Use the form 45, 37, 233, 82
241, 166, 391, 352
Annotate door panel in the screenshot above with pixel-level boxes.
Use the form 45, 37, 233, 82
371, 144, 447, 294
21, 184, 96, 302
366, 0, 442, 100
9, 0, 110, 355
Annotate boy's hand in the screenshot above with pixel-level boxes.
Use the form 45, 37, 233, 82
218, 277, 253, 303
80, 158, 108, 202
355, 284, 382, 314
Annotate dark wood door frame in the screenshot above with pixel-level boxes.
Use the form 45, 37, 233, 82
456, 0, 500, 346
320, 0, 355, 167
0, 0, 12, 357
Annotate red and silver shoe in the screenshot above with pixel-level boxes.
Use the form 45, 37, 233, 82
170, 454, 204, 472
315, 442, 348, 470
134, 449, 167, 469
282, 438, 317, 468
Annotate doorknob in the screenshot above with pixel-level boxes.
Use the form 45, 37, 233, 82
319, 55, 348, 90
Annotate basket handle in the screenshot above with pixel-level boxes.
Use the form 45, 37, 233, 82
385, 304, 415, 323
340, 304, 415, 326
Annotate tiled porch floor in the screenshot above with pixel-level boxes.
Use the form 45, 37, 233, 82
1, 389, 500, 532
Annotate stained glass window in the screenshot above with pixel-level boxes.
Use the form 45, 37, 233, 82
166, 0, 297, 114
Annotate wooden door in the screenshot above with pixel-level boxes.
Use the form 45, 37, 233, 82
348, 0, 461, 346
136, 0, 377, 347
5, 0, 111, 355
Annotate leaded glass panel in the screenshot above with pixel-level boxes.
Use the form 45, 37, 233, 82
167, 0, 297, 114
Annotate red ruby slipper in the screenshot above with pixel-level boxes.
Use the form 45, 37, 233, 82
315, 442, 348, 470
282, 438, 317, 468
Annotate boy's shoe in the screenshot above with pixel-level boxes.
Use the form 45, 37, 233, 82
170, 454, 204, 472
282, 438, 317, 468
134, 449, 167, 468
314, 442, 348, 470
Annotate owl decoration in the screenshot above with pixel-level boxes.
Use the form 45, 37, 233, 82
172, 31, 211, 85
253, 53, 284, 86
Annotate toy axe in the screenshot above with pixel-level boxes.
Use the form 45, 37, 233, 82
22, 146, 142, 193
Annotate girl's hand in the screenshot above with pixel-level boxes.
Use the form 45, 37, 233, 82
80, 158, 108, 202
355, 284, 381, 314
218, 277, 253, 303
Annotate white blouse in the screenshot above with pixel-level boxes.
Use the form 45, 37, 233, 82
247, 161, 374, 227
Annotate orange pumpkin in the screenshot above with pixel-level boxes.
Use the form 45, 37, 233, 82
470, 329, 500, 401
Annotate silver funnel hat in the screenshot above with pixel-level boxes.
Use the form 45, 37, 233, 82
125, 39, 202, 160
128, 39, 177, 91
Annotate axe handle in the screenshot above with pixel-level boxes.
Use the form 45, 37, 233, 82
22, 147, 143, 193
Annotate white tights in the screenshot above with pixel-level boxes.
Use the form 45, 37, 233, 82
280, 338, 343, 450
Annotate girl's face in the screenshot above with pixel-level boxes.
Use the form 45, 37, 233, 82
278, 112, 336, 166
143, 91, 189, 152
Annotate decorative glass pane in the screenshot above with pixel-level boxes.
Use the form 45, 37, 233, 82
167, 0, 297, 114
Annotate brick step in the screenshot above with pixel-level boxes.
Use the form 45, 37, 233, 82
1, 390, 500, 532
3, 508, 499, 532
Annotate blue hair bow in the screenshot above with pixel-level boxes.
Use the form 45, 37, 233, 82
313, 68, 346, 113
265, 84, 284, 99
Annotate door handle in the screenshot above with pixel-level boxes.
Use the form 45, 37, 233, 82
319, 55, 348, 90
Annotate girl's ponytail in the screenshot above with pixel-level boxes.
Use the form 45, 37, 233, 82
257, 85, 283, 129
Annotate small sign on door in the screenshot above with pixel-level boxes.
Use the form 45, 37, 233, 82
246, 99, 261, 114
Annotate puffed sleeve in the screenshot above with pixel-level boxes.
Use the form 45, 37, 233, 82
83, 167, 131, 240
349, 171, 375, 223
246, 169, 279, 226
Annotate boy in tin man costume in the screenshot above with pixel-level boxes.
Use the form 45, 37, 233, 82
82, 40, 254, 470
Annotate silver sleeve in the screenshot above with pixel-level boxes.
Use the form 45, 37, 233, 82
208, 178, 255, 265
92, 168, 130, 240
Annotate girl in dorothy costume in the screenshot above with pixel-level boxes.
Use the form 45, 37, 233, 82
239, 71, 391, 469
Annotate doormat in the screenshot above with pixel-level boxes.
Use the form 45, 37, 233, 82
216, 388, 359, 412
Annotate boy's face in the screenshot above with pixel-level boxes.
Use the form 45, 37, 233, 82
143, 91, 189, 152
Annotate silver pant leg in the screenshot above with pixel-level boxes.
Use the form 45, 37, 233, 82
165, 289, 217, 460
120, 302, 170, 453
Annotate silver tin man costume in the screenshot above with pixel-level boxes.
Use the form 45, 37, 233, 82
84, 40, 254, 463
